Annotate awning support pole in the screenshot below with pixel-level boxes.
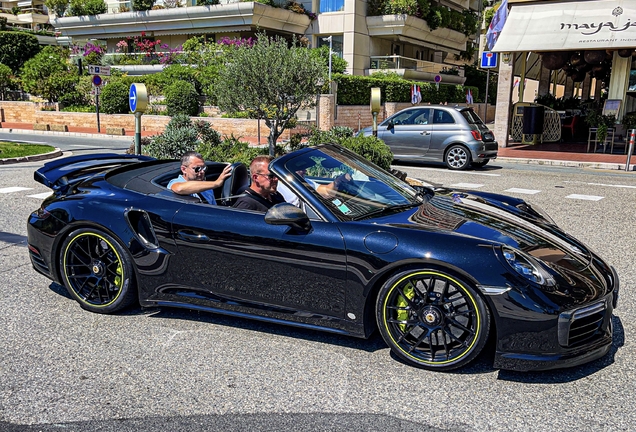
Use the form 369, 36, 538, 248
519, 53, 527, 102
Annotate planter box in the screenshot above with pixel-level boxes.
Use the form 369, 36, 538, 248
33, 123, 50, 131
106, 127, 126, 135
50, 124, 69, 132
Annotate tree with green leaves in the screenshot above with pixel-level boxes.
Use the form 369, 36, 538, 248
215, 33, 326, 156
45, 0, 69, 17
132, 0, 154, 11
69, 0, 107, 16
19, 46, 70, 101
312, 45, 348, 75
0, 32, 40, 72
0, 63, 13, 100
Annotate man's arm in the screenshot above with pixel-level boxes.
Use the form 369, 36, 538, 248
315, 173, 352, 198
170, 165, 232, 195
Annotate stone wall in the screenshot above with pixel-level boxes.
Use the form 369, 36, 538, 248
0, 101, 290, 141
1, 99, 497, 140
332, 101, 496, 131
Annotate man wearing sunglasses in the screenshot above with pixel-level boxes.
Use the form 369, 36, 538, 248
233, 155, 286, 211
168, 151, 231, 205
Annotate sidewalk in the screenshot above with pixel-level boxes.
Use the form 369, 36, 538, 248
497, 141, 636, 171
2, 124, 635, 171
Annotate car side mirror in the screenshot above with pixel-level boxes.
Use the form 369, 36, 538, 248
265, 203, 312, 232
387, 121, 394, 131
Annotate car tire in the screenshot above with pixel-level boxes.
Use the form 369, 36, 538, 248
60, 228, 137, 313
471, 160, 489, 169
376, 269, 490, 371
445, 145, 471, 170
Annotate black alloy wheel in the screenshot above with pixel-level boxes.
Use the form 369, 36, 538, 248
445, 145, 471, 170
60, 228, 136, 313
376, 269, 490, 371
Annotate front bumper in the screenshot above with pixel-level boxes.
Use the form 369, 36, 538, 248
489, 268, 618, 372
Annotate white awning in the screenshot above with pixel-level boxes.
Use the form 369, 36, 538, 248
492, 0, 636, 52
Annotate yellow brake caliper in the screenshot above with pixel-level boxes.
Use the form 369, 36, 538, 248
396, 283, 415, 332
114, 263, 122, 288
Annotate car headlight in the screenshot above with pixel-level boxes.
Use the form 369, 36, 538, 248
501, 246, 556, 287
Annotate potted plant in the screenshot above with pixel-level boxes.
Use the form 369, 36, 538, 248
586, 110, 616, 145
622, 112, 636, 135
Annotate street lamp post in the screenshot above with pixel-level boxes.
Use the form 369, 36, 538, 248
322, 35, 333, 85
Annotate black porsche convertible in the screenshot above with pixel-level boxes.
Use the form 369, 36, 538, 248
27, 144, 619, 372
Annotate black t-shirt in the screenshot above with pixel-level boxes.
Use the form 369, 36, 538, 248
233, 188, 286, 212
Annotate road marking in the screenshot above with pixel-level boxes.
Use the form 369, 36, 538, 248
505, 188, 541, 195
28, 192, 52, 199
566, 194, 604, 201
69, 144, 96, 148
563, 181, 636, 189
0, 187, 32, 193
399, 166, 500, 177
450, 183, 484, 189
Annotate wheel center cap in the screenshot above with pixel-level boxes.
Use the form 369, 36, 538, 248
92, 262, 103, 276
421, 307, 443, 325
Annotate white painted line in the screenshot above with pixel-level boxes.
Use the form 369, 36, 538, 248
69, 145, 95, 148
563, 181, 636, 189
398, 166, 500, 177
0, 187, 33, 193
505, 188, 541, 195
566, 194, 604, 201
450, 183, 484, 189
28, 192, 52, 199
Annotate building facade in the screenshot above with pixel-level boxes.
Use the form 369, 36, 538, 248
51, 0, 480, 84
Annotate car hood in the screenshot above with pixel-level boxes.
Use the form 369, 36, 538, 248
377, 188, 601, 288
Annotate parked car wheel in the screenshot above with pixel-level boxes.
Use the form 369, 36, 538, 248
376, 269, 490, 371
445, 145, 471, 170
60, 228, 137, 313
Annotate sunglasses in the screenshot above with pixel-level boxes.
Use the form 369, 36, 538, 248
256, 173, 277, 180
191, 165, 207, 173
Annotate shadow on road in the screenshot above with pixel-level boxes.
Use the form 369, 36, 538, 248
1, 412, 467, 432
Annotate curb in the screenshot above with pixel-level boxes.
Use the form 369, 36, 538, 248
496, 156, 635, 171
0, 127, 133, 140
0, 147, 63, 165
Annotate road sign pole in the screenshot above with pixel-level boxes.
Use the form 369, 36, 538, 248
483, 69, 490, 122
95, 94, 101, 133
135, 111, 142, 155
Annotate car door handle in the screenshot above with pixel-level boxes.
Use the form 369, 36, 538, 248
420, 131, 431, 135
177, 230, 209, 243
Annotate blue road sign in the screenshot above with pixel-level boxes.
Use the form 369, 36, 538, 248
481, 51, 498, 68
129, 84, 138, 112
92, 75, 102, 86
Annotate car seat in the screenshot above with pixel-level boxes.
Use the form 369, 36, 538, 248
220, 162, 250, 206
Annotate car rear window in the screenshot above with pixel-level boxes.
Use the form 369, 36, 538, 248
460, 109, 485, 125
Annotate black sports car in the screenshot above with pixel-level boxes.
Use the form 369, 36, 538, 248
27, 144, 619, 372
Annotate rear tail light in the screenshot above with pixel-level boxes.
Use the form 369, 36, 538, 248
471, 130, 482, 140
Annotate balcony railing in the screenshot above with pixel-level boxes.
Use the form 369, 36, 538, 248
370, 56, 460, 75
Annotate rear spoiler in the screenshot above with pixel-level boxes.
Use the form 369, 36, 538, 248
34, 153, 154, 191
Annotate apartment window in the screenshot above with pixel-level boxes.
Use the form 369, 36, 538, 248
319, 0, 344, 13
317, 35, 343, 58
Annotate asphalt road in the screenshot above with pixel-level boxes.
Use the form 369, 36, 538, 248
0, 131, 131, 154
1, 141, 635, 431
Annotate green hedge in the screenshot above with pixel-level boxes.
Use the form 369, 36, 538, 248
334, 74, 478, 105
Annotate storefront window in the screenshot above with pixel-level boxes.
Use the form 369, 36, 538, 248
317, 34, 343, 58
320, 0, 344, 13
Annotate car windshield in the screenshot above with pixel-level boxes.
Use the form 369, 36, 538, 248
283, 146, 424, 221
459, 109, 485, 125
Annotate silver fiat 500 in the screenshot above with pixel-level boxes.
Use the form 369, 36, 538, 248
358, 105, 498, 170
